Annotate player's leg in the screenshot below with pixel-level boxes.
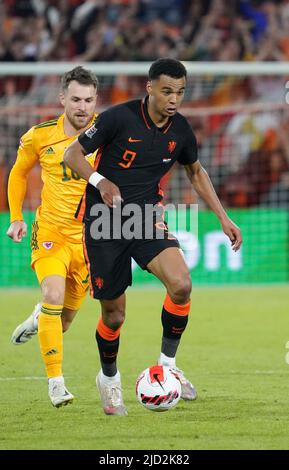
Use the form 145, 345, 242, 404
41, 242, 88, 407
11, 304, 79, 346
11, 305, 78, 345
11, 220, 50, 345
135, 244, 197, 400
148, 247, 197, 400
12, 242, 88, 345
61, 308, 78, 332
36, 257, 74, 407
11, 302, 42, 345
96, 295, 127, 416
61, 241, 89, 332
83, 234, 131, 416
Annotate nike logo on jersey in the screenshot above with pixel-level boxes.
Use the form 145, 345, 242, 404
128, 137, 142, 142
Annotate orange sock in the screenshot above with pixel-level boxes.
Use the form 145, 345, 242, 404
95, 318, 123, 377
162, 294, 190, 340
163, 294, 191, 316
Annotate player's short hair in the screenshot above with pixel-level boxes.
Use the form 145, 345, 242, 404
148, 58, 187, 80
61, 66, 98, 91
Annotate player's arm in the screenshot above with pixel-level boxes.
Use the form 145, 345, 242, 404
64, 138, 96, 181
64, 112, 122, 208
185, 161, 242, 251
6, 128, 39, 243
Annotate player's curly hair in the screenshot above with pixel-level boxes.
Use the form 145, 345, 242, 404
148, 58, 187, 80
61, 66, 99, 91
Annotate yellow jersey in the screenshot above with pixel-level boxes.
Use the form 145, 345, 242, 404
8, 113, 96, 243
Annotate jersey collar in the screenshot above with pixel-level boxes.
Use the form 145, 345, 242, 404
59, 113, 97, 138
141, 96, 173, 134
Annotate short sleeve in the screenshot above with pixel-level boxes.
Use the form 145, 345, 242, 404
177, 124, 198, 165
78, 108, 118, 154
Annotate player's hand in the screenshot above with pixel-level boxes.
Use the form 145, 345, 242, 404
6, 220, 27, 243
221, 218, 242, 252
97, 178, 123, 208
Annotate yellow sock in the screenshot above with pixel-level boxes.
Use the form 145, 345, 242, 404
38, 303, 63, 378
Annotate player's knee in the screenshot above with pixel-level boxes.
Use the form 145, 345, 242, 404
108, 310, 125, 330
103, 306, 125, 331
42, 285, 64, 306
169, 275, 192, 304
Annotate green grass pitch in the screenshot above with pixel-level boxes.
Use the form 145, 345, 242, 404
0, 286, 288, 450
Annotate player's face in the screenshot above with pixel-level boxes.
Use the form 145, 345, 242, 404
60, 80, 97, 131
147, 75, 186, 118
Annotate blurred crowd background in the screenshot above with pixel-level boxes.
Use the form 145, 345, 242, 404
1, 0, 289, 63
0, 0, 289, 212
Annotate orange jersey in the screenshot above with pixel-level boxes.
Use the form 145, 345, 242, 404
8, 114, 97, 243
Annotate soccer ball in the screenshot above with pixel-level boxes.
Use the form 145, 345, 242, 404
136, 365, 181, 412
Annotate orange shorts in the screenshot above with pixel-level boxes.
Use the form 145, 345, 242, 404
31, 220, 88, 310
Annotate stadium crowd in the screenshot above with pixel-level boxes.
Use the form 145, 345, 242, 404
0, 0, 289, 210
1, 0, 289, 62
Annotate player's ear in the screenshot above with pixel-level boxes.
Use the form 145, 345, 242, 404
59, 92, 65, 107
146, 80, 152, 95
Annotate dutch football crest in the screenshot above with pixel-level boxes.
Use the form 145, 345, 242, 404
168, 141, 177, 153
94, 277, 104, 289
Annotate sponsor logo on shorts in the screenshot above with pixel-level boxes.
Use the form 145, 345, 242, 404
43, 241, 54, 249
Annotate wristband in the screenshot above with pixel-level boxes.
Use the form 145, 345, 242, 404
89, 172, 105, 188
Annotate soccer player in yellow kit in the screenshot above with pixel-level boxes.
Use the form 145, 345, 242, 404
7, 66, 98, 407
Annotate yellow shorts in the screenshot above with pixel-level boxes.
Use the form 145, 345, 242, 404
31, 220, 89, 310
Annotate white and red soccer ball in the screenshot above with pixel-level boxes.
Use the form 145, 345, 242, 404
136, 365, 181, 412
